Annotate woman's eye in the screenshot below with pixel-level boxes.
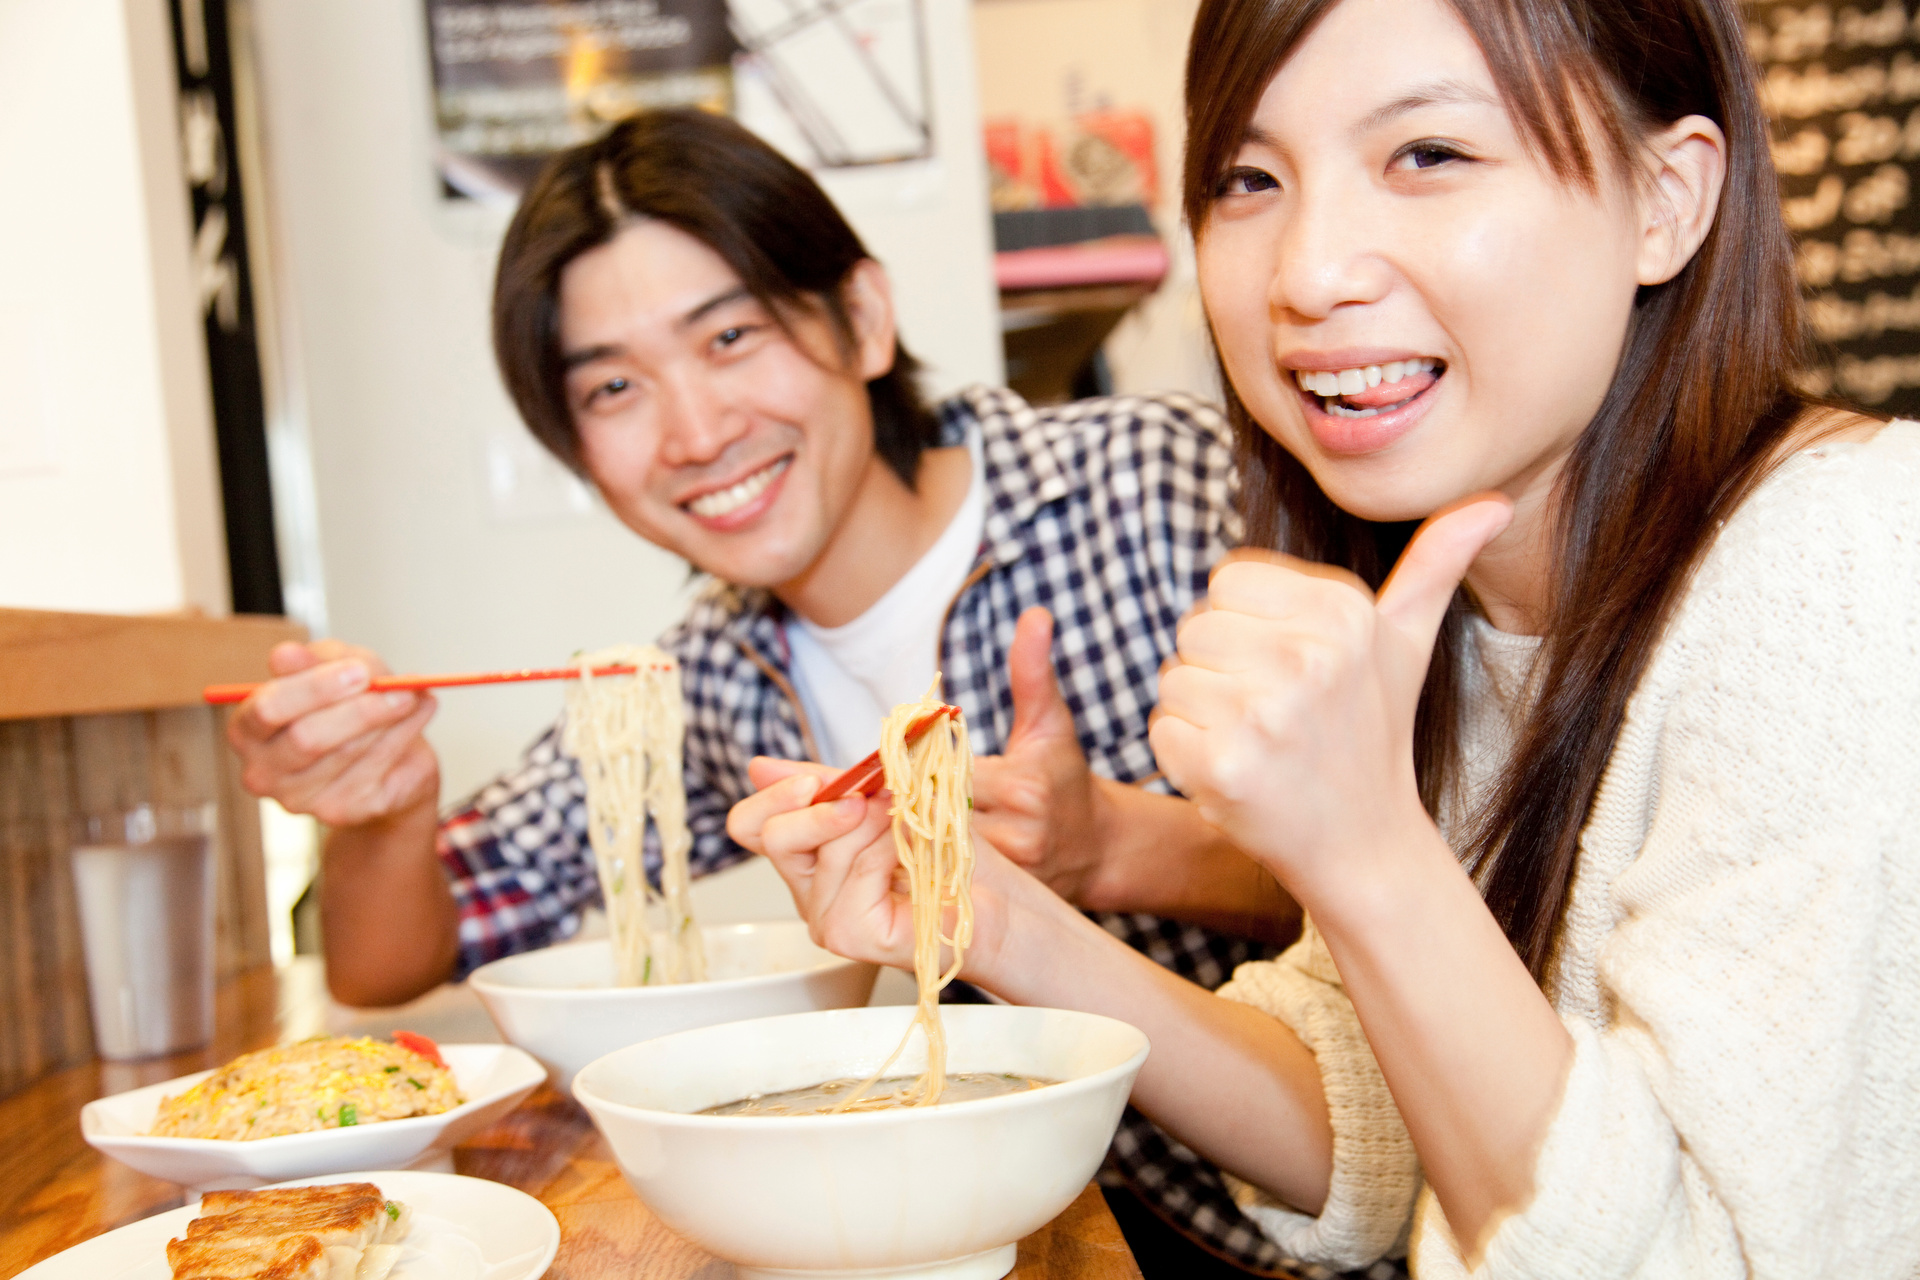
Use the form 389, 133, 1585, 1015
1217, 166, 1280, 197
714, 325, 755, 350
1395, 142, 1468, 171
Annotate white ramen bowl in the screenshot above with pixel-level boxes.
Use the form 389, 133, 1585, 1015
80, 1043, 545, 1195
573, 1004, 1150, 1280
467, 921, 879, 1089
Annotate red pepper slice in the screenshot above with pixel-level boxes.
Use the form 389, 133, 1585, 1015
391, 1030, 446, 1069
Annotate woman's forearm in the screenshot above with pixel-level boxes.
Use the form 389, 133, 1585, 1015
973, 867, 1333, 1215
1308, 825, 1573, 1262
1083, 778, 1302, 944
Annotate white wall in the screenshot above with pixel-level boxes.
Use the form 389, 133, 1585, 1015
0, 0, 230, 615
244, 0, 1001, 801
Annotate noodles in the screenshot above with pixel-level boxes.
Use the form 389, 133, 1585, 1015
834, 680, 974, 1111
563, 644, 705, 986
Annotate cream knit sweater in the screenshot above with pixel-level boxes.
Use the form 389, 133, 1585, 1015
1217, 423, 1920, 1279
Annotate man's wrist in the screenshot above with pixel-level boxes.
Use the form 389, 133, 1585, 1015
1078, 774, 1144, 912
324, 785, 441, 871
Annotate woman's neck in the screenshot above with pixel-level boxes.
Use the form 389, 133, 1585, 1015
1461, 456, 1566, 636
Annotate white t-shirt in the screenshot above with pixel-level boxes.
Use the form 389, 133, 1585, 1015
784, 430, 985, 767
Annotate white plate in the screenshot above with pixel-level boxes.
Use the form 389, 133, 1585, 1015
81, 1044, 546, 1192
18, 1170, 558, 1280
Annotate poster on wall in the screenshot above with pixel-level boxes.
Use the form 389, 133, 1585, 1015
425, 0, 931, 200
426, 0, 739, 201
1749, 0, 1920, 417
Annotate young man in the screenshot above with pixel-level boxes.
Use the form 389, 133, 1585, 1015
229, 110, 1300, 1275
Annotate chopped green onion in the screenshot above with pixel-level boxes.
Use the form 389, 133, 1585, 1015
642, 955, 653, 983
338, 1103, 358, 1127
384, 1065, 401, 1073
386, 1202, 400, 1221
407, 1077, 425, 1089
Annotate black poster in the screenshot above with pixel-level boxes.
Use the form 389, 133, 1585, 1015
169, 0, 283, 615
425, 0, 739, 200
1750, 1, 1920, 417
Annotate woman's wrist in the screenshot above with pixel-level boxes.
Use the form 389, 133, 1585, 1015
1258, 787, 1449, 930
962, 857, 1117, 1005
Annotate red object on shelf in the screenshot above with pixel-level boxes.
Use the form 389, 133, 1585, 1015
995, 235, 1169, 292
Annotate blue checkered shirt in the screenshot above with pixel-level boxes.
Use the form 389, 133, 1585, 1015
436, 386, 1398, 1278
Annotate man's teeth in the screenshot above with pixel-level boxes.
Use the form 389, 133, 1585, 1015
687, 457, 791, 519
1292, 357, 1441, 400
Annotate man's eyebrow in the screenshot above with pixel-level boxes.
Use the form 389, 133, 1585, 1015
678, 286, 752, 331
1353, 78, 1500, 135
559, 286, 757, 370
562, 343, 623, 372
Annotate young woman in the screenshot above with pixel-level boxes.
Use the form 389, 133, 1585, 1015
732, 0, 1920, 1275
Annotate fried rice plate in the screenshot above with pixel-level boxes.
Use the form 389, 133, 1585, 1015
149, 1036, 463, 1140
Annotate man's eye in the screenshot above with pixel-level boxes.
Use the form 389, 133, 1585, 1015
1217, 166, 1280, 196
586, 376, 629, 406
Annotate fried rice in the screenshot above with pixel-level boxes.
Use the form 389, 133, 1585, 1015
149, 1036, 463, 1140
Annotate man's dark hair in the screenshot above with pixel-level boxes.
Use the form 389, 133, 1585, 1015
493, 109, 939, 484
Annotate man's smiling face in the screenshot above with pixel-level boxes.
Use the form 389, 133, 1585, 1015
560, 219, 890, 588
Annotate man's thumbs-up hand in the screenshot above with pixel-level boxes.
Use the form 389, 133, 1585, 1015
972, 606, 1105, 902
1148, 496, 1513, 897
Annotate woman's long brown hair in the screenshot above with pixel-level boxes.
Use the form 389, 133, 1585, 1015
1183, 0, 1810, 981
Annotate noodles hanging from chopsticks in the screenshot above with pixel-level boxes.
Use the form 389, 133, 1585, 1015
563, 645, 705, 986
835, 680, 973, 1111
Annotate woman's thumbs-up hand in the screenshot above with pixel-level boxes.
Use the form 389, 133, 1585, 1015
1149, 495, 1513, 897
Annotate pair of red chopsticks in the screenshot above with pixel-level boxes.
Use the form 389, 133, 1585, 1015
812, 705, 960, 802
200, 664, 659, 706
203, 665, 957, 803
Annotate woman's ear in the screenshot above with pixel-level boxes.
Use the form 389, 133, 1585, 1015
840, 258, 899, 380
1636, 114, 1728, 286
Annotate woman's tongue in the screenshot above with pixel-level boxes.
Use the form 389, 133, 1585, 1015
1333, 367, 1439, 411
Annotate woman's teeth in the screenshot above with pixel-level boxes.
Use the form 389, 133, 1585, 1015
1293, 357, 1441, 418
687, 456, 791, 518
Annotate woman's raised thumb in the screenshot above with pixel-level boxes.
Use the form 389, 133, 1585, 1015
1376, 495, 1514, 654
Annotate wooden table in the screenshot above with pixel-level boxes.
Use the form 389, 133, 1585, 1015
0, 966, 1143, 1280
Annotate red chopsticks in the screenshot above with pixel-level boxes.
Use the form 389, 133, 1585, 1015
813, 705, 960, 802
202, 663, 665, 705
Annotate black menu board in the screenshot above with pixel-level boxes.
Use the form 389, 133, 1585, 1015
1750, 1, 1920, 417
425, 0, 738, 202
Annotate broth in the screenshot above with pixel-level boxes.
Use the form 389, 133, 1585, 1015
701, 1072, 1055, 1117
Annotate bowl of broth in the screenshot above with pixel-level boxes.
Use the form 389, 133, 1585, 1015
572, 1003, 1149, 1280
467, 921, 879, 1089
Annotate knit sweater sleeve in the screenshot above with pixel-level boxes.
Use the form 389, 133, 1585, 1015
1215, 919, 1423, 1268
1435, 431, 1920, 1280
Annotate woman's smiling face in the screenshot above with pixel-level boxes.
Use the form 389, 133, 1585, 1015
1197, 0, 1650, 525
